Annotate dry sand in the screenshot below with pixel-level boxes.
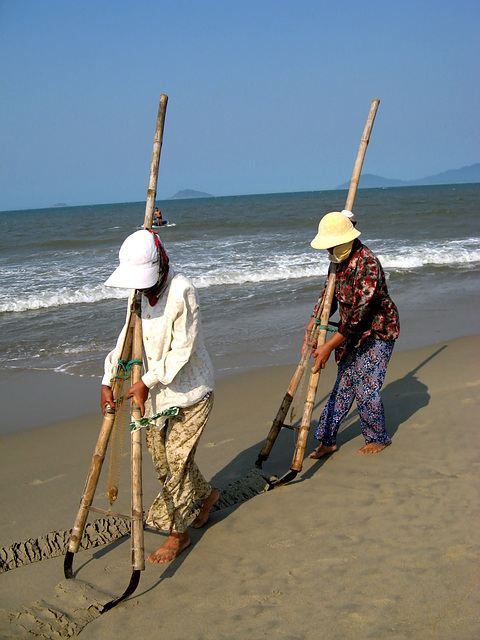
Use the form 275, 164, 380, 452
1, 336, 479, 639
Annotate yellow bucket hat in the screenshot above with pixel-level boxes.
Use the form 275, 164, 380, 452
311, 211, 361, 250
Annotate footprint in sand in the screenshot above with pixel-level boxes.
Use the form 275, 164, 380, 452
267, 538, 295, 549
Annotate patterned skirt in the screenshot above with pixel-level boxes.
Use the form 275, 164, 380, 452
145, 393, 213, 533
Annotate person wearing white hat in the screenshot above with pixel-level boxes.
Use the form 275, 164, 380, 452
304, 211, 399, 457
101, 230, 219, 563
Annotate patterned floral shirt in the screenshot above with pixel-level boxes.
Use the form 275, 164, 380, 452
314, 241, 400, 363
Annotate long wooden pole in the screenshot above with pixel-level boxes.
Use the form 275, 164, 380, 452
127, 93, 169, 573
127, 94, 169, 572
103, 95, 170, 608
255, 295, 327, 467
65, 95, 169, 605
289, 269, 337, 472
345, 98, 380, 211
262, 99, 380, 484
287, 98, 380, 476
130, 298, 145, 572
65, 292, 136, 561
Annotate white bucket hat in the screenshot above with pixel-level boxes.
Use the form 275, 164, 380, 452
311, 211, 361, 250
105, 230, 160, 289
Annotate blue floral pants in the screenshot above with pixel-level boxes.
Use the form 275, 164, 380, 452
315, 337, 394, 447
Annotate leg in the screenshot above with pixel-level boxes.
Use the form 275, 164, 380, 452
191, 487, 221, 528
146, 422, 187, 563
352, 338, 394, 453
309, 353, 356, 458
147, 395, 216, 562
148, 531, 191, 564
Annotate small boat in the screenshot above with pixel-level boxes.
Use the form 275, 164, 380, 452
152, 220, 169, 229
140, 220, 171, 230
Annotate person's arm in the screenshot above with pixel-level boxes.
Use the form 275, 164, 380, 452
100, 309, 131, 414
302, 276, 338, 357
101, 384, 115, 415
126, 379, 149, 416
312, 330, 346, 373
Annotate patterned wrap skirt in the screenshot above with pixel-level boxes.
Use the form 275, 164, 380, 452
145, 393, 213, 534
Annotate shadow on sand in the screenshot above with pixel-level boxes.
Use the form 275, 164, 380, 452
210, 345, 447, 488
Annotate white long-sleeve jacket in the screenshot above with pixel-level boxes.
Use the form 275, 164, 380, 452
102, 270, 214, 417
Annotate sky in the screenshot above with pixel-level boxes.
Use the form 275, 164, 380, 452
1, 0, 479, 211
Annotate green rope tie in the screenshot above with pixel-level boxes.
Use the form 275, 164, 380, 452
313, 318, 337, 332
115, 359, 143, 379
130, 407, 180, 432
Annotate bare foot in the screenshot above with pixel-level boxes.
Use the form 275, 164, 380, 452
147, 531, 191, 564
191, 488, 220, 529
308, 444, 337, 459
357, 442, 390, 454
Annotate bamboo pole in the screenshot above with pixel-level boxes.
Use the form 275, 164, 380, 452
287, 98, 380, 475
65, 293, 136, 557
257, 100, 381, 475
65, 95, 169, 593
144, 94, 168, 230
127, 94, 169, 569
289, 271, 337, 471
345, 99, 380, 212
130, 297, 145, 572
255, 295, 327, 467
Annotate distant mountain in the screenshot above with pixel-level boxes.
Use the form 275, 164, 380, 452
336, 163, 480, 189
409, 164, 480, 186
169, 189, 213, 200
339, 174, 408, 189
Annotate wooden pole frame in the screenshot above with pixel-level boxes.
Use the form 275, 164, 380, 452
64, 94, 169, 609
256, 99, 380, 483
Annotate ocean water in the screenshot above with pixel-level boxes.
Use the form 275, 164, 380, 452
1, 184, 479, 378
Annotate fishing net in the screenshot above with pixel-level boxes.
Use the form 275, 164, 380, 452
106, 394, 129, 505
289, 295, 326, 425
288, 334, 313, 425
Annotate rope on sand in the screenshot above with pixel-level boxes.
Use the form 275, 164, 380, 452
0, 468, 275, 575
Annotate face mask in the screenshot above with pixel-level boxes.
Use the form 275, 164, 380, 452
329, 240, 354, 264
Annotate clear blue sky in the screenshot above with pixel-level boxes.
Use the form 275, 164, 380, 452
1, 0, 479, 211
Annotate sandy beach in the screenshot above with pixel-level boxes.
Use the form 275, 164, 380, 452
1, 335, 479, 639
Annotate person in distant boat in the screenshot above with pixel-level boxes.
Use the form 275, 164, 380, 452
303, 210, 400, 458
101, 230, 219, 563
154, 208, 163, 226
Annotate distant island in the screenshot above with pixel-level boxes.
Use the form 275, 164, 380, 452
169, 189, 214, 200
336, 163, 480, 189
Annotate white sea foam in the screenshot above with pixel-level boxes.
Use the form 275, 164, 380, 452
0, 285, 126, 313
2, 240, 479, 314
378, 242, 480, 270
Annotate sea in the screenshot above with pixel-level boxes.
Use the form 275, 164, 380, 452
1, 184, 479, 380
